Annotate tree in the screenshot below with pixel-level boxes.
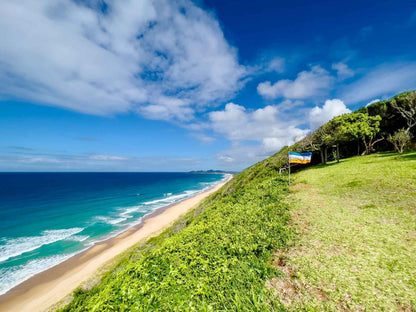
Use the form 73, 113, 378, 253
309, 114, 355, 164
388, 129, 412, 154
309, 124, 334, 164
335, 113, 382, 155
325, 115, 352, 162
390, 92, 416, 133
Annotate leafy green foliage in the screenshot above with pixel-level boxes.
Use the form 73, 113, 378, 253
294, 92, 416, 163
388, 128, 412, 154
296, 112, 382, 164
59, 156, 292, 311
390, 92, 416, 132
358, 91, 416, 140
332, 112, 382, 155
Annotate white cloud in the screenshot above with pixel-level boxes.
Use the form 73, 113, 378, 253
210, 103, 308, 143
309, 99, 351, 129
267, 57, 285, 73
276, 99, 305, 112
218, 155, 235, 163
257, 65, 332, 99
210, 103, 309, 168
341, 62, 416, 104
0, 0, 246, 120
22, 156, 61, 164
0, 152, 202, 172
190, 133, 216, 144
332, 62, 354, 79
90, 154, 128, 161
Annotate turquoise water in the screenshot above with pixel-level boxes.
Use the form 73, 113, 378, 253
0, 172, 226, 295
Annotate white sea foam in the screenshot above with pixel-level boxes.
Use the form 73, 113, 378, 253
118, 205, 145, 218
143, 190, 199, 206
0, 176, 228, 296
0, 228, 84, 263
66, 235, 90, 242
0, 252, 77, 295
142, 197, 170, 205
95, 216, 127, 225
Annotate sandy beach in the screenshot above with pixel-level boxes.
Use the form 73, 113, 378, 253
0, 176, 231, 312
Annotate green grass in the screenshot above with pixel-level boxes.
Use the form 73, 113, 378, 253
58, 148, 416, 311
270, 152, 416, 311
59, 155, 292, 312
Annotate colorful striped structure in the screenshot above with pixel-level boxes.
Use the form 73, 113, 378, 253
289, 152, 312, 164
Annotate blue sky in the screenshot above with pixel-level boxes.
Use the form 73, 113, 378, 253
0, 0, 415, 171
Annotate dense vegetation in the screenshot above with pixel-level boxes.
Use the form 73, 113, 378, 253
290, 91, 416, 164
60, 154, 291, 311
59, 91, 415, 311
271, 152, 416, 311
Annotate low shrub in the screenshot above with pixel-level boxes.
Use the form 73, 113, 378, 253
60, 157, 291, 311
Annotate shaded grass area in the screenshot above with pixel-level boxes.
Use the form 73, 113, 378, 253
270, 151, 416, 311
59, 159, 292, 311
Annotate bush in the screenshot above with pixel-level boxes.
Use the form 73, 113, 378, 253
59, 154, 291, 311
388, 129, 412, 154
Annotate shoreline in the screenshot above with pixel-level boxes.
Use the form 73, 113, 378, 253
0, 174, 232, 312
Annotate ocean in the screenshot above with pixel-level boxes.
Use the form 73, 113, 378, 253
0, 172, 226, 295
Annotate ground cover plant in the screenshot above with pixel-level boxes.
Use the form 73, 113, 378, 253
269, 152, 416, 311
59, 91, 416, 311
59, 155, 292, 311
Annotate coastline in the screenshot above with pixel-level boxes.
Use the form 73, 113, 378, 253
0, 174, 232, 312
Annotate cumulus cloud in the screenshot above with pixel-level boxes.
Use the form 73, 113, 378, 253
257, 65, 332, 99
341, 62, 416, 104
309, 99, 351, 129
332, 62, 354, 79
210, 103, 309, 166
276, 99, 305, 112
0, 0, 246, 120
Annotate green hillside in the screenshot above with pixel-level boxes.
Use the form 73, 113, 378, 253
59, 152, 292, 311
59, 151, 416, 311
59, 91, 416, 311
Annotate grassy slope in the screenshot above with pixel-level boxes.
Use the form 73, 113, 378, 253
269, 152, 416, 311
59, 157, 291, 311
59, 147, 415, 311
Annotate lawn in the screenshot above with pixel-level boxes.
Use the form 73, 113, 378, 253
268, 152, 416, 311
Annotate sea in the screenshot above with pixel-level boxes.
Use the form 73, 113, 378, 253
0, 172, 227, 295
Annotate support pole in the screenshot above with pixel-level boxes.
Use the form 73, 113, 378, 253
288, 151, 291, 186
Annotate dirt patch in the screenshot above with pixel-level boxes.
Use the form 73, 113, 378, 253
290, 183, 311, 191
268, 250, 330, 308
266, 278, 303, 306
396, 301, 416, 312
266, 273, 330, 308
